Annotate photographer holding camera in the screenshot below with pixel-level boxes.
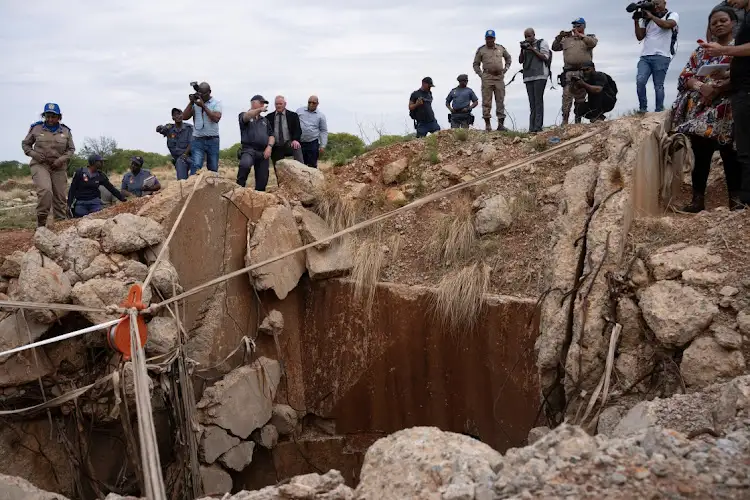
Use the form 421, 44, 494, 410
571, 62, 618, 122
552, 18, 598, 125
181, 81, 222, 175
156, 108, 193, 180
632, 0, 679, 113
519, 28, 551, 132
445, 74, 478, 129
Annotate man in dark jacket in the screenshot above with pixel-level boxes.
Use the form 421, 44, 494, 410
266, 95, 304, 164
238, 95, 275, 190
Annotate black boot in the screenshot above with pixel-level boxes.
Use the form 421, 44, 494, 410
37, 215, 47, 228
496, 119, 506, 132
681, 193, 705, 213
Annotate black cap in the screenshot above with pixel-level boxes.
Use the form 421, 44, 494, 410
171, 107, 182, 115
88, 154, 103, 165
422, 77, 435, 87
457, 74, 469, 81
130, 156, 144, 166
251, 95, 269, 104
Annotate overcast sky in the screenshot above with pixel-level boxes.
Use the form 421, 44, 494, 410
2, 1, 710, 162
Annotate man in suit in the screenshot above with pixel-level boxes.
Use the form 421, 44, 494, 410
267, 95, 305, 164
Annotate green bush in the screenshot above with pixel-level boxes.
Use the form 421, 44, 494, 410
0, 161, 31, 181
368, 134, 412, 151
220, 143, 241, 163
322, 133, 365, 166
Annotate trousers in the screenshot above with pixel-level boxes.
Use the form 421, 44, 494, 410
689, 134, 740, 197
481, 74, 506, 120
301, 140, 320, 168
73, 199, 103, 218
562, 70, 586, 122
416, 120, 440, 138
190, 136, 220, 175
31, 163, 67, 222
238, 148, 271, 191
636, 55, 671, 112
525, 79, 547, 132
173, 156, 191, 180
271, 142, 304, 164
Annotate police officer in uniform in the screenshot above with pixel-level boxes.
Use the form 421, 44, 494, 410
156, 108, 193, 180
22, 103, 75, 227
237, 95, 276, 191
445, 74, 479, 128
473, 29, 513, 131
552, 18, 598, 125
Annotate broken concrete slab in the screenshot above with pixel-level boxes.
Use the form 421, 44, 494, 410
16, 249, 71, 324
199, 465, 233, 496
200, 425, 241, 464
100, 213, 164, 254
224, 189, 280, 223
295, 207, 332, 250
681, 336, 745, 388
246, 206, 306, 300
219, 441, 255, 472
270, 404, 298, 436
252, 423, 279, 450
258, 310, 284, 336
305, 240, 354, 280
0, 473, 69, 500
647, 244, 722, 280
197, 357, 282, 439
382, 158, 408, 185
275, 159, 325, 205
638, 281, 717, 348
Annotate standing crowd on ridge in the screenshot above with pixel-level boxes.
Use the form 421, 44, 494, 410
19, 0, 750, 226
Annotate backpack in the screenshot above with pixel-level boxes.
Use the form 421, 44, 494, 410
645, 11, 678, 56
536, 39, 553, 71
601, 73, 618, 103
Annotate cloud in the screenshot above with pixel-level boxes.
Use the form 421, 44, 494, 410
0, 0, 712, 162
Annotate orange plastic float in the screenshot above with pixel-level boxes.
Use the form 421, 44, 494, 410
107, 284, 148, 361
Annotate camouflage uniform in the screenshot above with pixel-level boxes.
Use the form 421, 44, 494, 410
22, 120, 75, 224
473, 44, 512, 124
551, 32, 598, 123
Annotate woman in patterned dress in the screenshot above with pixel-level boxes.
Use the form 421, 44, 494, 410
672, 7, 741, 212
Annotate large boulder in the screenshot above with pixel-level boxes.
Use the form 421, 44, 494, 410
246, 206, 306, 300
71, 278, 152, 326
680, 336, 746, 388
76, 218, 107, 239
60, 236, 101, 274
33, 227, 65, 260
200, 425, 240, 464
147, 259, 183, 299
199, 465, 232, 496
306, 240, 354, 280
0, 251, 24, 278
197, 357, 282, 439
356, 427, 501, 500
295, 207, 332, 250
382, 158, 408, 185
219, 441, 255, 472
0, 473, 69, 500
100, 214, 164, 254
145, 317, 178, 357
275, 159, 325, 205
638, 281, 717, 348
474, 194, 512, 235
647, 244, 722, 280
16, 249, 72, 324
270, 404, 298, 436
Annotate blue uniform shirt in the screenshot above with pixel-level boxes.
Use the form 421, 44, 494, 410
446, 87, 478, 111
122, 169, 155, 197
159, 123, 193, 158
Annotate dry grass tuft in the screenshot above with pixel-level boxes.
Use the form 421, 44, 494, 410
430, 261, 490, 338
0, 188, 33, 202
315, 180, 361, 231
429, 197, 476, 263
454, 128, 469, 142
509, 190, 537, 219
351, 229, 388, 318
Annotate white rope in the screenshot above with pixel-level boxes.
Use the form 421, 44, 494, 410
0, 318, 121, 358
129, 308, 167, 500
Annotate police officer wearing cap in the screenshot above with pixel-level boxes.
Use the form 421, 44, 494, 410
67, 154, 125, 218
237, 95, 276, 191
473, 29, 513, 131
445, 75, 479, 129
22, 103, 75, 227
409, 77, 441, 138
552, 18, 598, 124
122, 156, 161, 198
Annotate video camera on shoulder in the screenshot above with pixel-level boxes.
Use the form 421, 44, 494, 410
626, 1, 656, 20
